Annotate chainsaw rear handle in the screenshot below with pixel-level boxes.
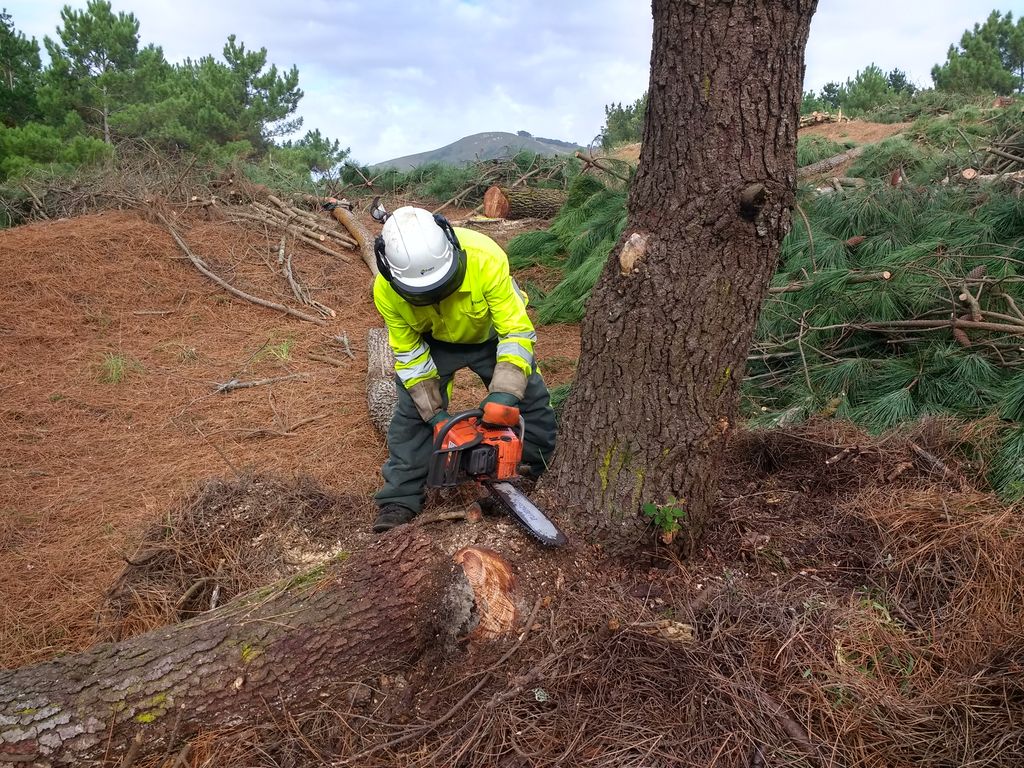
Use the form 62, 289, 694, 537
431, 409, 525, 451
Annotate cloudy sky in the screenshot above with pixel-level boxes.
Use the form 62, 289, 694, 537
9, 1, 1024, 164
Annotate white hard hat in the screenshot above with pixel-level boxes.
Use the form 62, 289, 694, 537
377, 207, 466, 305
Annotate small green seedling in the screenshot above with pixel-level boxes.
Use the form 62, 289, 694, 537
642, 496, 687, 544
99, 352, 142, 384
259, 338, 294, 362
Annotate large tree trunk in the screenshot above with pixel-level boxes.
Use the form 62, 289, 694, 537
548, 0, 816, 553
0, 532, 499, 766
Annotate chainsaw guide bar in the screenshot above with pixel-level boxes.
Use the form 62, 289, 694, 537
487, 481, 568, 548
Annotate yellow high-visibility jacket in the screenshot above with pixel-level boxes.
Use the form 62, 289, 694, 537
373, 227, 536, 391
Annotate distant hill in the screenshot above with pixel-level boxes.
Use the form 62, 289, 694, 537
372, 132, 582, 171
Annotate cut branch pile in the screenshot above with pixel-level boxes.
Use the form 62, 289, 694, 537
1, 140, 219, 225
428, 155, 577, 215
226, 194, 356, 262
981, 123, 1024, 175
158, 212, 328, 326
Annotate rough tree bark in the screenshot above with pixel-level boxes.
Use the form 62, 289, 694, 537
367, 327, 398, 437
548, 0, 817, 553
0, 532, 506, 766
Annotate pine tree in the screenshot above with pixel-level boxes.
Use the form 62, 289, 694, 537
932, 10, 1024, 95
842, 64, 894, 114
886, 68, 916, 95
40, 0, 143, 143
173, 35, 303, 152
0, 9, 41, 126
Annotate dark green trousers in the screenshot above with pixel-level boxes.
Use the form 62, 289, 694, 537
375, 337, 557, 514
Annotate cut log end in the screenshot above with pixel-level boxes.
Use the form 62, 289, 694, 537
453, 547, 517, 640
482, 186, 567, 220
483, 186, 511, 219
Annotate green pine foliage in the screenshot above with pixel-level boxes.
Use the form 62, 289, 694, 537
932, 10, 1024, 95
745, 182, 1024, 497
797, 135, 852, 167
505, 173, 628, 323
865, 90, 992, 124
847, 136, 939, 182
0, 9, 42, 126
600, 94, 647, 148
507, 231, 562, 269
0, 120, 111, 179
511, 129, 1024, 498
0, 2, 339, 190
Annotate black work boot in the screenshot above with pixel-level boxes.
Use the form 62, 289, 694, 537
372, 503, 416, 532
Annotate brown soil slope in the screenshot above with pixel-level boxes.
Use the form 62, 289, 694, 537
606, 119, 910, 164
0, 210, 579, 667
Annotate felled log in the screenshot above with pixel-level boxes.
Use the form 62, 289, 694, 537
329, 205, 378, 277
951, 168, 1024, 185
367, 327, 398, 438
482, 186, 567, 220
797, 145, 866, 180
0, 533, 516, 766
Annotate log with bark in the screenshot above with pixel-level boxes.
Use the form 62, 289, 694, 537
797, 145, 866, 180
0, 532, 516, 766
366, 327, 398, 438
329, 205, 378, 277
482, 186, 567, 220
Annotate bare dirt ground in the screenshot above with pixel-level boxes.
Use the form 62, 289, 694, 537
0, 207, 579, 668
801, 119, 911, 143
605, 120, 911, 166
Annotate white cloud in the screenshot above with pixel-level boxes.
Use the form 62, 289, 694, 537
7, 1, 1023, 163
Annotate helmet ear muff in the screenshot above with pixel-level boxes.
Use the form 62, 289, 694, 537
374, 235, 393, 282
432, 213, 462, 253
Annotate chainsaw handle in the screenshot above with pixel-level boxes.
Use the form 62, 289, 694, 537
430, 409, 526, 451
431, 409, 483, 452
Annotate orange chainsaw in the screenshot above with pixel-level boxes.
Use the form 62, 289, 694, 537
426, 410, 567, 547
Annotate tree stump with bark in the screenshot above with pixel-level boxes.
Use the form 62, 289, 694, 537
482, 186, 567, 220
0, 533, 516, 766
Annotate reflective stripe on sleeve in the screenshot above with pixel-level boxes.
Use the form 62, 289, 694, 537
395, 353, 438, 384
394, 341, 430, 365
497, 341, 534, 366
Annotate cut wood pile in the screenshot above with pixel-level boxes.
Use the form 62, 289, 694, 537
153, 193, 377, 332
799, 109, 849, 127
953, 123, 1024, 185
